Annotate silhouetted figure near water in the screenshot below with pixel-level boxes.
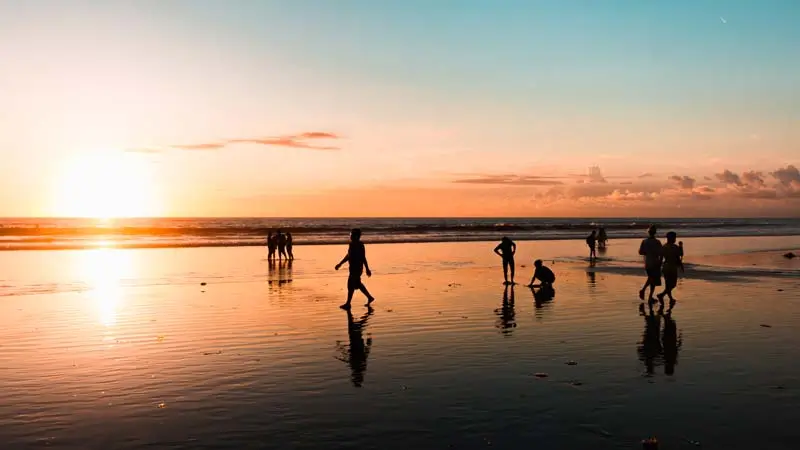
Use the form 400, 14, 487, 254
494, 237, 517, 285
657, 231, 684, 309
597, 227, 608, 248
495, 284, 516, 334
267, 232, 277, 260
586, 230, 597, 262
276, 230, 288, 260
335, 307, 373, 387
335, 228, 375, 309
527, 259, 555, 288
638, 225, 663, 304
286, 232, 294, 260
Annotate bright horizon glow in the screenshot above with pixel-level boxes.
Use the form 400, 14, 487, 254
1, 1, 798, 218
51, 151, 161, 218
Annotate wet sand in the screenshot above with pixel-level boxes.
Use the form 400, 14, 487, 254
1, 236, 799, 449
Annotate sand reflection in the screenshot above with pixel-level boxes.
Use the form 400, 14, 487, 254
78, 248, 134, 327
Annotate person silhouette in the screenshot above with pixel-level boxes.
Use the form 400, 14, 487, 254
286, 232, 294, 260
276, 230, 288, 260
597, 226, 608, 248
335, 307, 373, 387
586, 230, 597, 262
493, 237, 517, 285
657, 231, 684, 309
335, 228, 375, 309
638, 225, 663, 304
527, 259, 555, 288
266, 231, 277, 261
495, 284, 516, 335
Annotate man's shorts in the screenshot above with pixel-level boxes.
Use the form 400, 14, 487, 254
663, 268, 678, 290
646, 266, 662, 286
348, 274, 363, 290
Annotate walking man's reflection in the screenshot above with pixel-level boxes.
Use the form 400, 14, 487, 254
335, 307, 374, 387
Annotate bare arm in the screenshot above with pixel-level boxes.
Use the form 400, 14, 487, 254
511, 242, 517, 255
335, 253, 349, 270
638, 240, 646, 256
364, 255, 372, 277
493, 244, 502, 257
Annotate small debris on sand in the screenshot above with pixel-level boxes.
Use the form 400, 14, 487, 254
157, 402, 166, 409
200, 282, 207, 286
534, 372, 549, 378
566, 360, 578, 366
783, 252, 796, 259
760, 324, 773, 328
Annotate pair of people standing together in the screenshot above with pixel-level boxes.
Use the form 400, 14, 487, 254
639, 225, 684, 309
267, 230, 293, 261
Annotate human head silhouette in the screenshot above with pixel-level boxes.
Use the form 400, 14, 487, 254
351, 228, 362, 242
534, 259, 543, 268
647, 225, 657, 237
666, 231, 677, 243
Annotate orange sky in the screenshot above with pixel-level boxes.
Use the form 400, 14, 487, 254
1, 1, 798, 217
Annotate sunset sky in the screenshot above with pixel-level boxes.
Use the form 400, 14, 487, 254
1, 0, 798, 217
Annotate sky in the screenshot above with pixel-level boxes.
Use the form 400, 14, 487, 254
1, 0, 798, 217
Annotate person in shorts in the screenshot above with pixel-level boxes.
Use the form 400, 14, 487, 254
335, 228, 375, 309
638, 225, 663, 304
657, 231, 684, 308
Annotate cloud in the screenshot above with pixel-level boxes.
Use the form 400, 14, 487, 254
715, 169, 742, 186
572, 165, 607, 184
125, 131, 341, 153
638, 173, 654, 178
170, 142, 227, 150
741, 171, 765, 188
704, 176, 712, 181
452, 174, 564, 186
771, 165, 800, 187
669, 175, 696, 190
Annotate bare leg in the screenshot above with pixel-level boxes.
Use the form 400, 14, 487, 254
340, 288, 355, 309
359, 283, 375, 305
502, 260, 509, 284
509, 261, 515, 284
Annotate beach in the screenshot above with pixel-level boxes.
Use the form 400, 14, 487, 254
1, 236, 799, 449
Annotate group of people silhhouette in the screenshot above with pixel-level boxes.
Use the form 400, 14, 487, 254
492, 224, 684, 312
272, 225, 685, 387
266, 230, 293, 261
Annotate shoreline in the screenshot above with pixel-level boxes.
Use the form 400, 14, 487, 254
3, 229, 800, 252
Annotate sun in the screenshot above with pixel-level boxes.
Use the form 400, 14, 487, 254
53, 151, 161, 218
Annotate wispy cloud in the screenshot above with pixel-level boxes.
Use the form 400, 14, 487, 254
125, 131, 341, 153
669, 175, 696, 190
638, 172, 654, 178
452, 174, 564, 186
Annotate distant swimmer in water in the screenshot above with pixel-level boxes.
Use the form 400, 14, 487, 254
527, 259, 556, 288
493, 237, 517, 285
657, 231, 684, 309
638, 225, 663, 305
335, 228, 375, 309
286, 232, 294, 260
586, 230, 597, 262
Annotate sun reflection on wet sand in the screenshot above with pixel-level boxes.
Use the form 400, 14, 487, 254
78, 248, 134, 327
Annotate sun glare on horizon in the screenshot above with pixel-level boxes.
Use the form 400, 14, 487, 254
53, 151, 161, 218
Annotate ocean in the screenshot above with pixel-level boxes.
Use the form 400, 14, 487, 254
1, 217, 800, 251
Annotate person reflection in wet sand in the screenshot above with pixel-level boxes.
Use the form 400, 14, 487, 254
531, 284, 555, 308
494, 237, 517, 285
637, 308, 662, 376
267, 259, 293, 287
335, 307, 373, 387
495, 284, 516, 334
662, 313, 682, 375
